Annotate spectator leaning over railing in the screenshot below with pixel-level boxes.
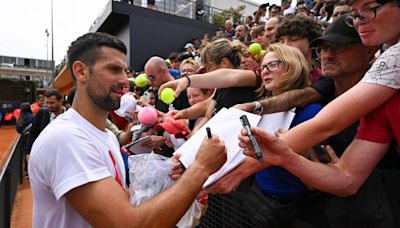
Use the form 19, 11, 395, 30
214, 0, 400, 225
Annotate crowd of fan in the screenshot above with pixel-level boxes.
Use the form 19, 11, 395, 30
13, 0, 400, 227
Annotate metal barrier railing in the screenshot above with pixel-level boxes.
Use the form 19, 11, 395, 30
199, 193, 255, 227
0, 134, 24, 228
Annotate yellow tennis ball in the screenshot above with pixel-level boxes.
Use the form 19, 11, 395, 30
256, 50, 267, 59
248, 43, 262, 55
160, 88, 175, 105
128, 78, 135, 83
259, 50, 267, 57
135, 74, 148, 88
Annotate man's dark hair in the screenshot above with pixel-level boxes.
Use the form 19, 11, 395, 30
273, 5, 282, 12
177, 52, 193, 61
274, 15, 322, 43
37, 94, 45, 101
67, 32, 127, 81
168, 52, 179, 61
44, 89, 62, 100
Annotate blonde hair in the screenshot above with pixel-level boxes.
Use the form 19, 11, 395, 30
201, 38, 244, 69
256, 43, 310, 97
179, 58, 200, 71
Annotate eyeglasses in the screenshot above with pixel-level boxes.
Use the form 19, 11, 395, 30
181, 68, 195, 74
261, 60, 282, 73
332, 11, 349, 17
345, 4, 385, 26
315, 43, 348, 57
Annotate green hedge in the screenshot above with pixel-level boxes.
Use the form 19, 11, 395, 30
0, 78, 36, 103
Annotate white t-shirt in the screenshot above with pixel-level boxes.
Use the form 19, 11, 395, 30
361, 42, 400, 89
29, 108, 126, 228
283, 6, 296, 16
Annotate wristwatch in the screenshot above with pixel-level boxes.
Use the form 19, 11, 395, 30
252, 101, 263, 114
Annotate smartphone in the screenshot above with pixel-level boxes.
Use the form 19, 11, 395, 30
126, 136, 152, 154
312, 145, 331, 163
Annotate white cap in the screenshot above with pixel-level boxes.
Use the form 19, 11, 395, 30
115, 93, 142, 117
184, 43, 194, 49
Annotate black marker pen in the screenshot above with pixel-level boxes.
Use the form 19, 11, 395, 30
206, 127, 212, 139
240, 115, 263, 163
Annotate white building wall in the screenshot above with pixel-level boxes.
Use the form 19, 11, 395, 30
209, 0, 260, 20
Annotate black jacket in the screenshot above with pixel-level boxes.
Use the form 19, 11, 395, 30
24, 108, 50, 153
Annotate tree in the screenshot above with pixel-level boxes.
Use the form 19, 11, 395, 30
213, 5, 246, 27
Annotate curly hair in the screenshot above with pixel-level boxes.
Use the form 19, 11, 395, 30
274, 15, 322, 43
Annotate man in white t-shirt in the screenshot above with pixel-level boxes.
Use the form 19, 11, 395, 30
29, 32, 227, 228
282, 0, 296, 15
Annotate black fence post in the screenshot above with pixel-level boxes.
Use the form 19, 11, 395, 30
4, 169, 11, 228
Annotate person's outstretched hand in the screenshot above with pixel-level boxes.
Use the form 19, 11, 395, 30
158, 77, 188, 98
239, 127, 293, 166
167, 109, 185, 120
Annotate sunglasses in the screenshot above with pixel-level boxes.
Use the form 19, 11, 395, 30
147, 69, 162, 82
315, 43, 348, 57
147, 75, 155, 81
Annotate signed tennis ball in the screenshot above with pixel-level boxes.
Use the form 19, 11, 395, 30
160, 88, 175, 105
248, 43, 262, 55
135, 73, 148, 88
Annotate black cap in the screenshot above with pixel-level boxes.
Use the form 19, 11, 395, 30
310, 14, 361, 47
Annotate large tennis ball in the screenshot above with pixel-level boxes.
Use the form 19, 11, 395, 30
135, 73, 148, 88
248, 43, 262, 55
160, 88, 175, 105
